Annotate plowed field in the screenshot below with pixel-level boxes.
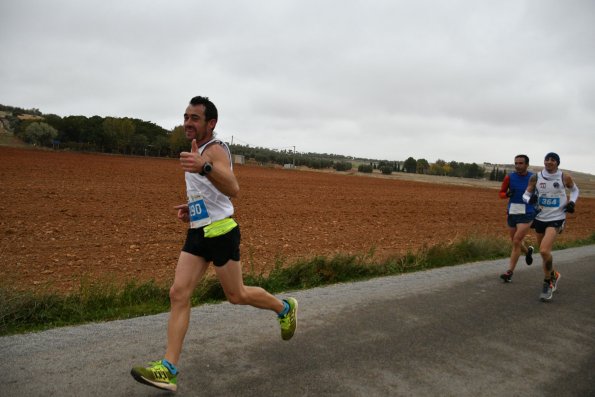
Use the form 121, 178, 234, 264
1, 147, 593, 294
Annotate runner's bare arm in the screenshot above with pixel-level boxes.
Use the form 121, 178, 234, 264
522, 174, 538, 203
202, 144, 239, 197
179, 140, 240, 197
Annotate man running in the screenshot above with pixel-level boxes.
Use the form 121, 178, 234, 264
131, 96, 298, 392
498, 154, 536, 283
523, 152, 579, 302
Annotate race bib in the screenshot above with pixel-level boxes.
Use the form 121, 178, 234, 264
188, 195, 211, 228
509, 203, 526, 215
538, 196, 560, 208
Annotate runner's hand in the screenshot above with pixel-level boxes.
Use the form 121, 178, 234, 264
179, 139, 210, 173
174, 204, 190, 222
564, 201, 575, 213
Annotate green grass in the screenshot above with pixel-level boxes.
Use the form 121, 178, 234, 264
1, 234, 594, 336
0, 133, 26, 147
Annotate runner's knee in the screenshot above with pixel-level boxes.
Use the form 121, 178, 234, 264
226, 293, 244, 305
225, 289, 248, 305
169, 284, 192, 305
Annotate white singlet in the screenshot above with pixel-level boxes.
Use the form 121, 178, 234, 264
535, 170, 567, 222
185, 139, 234, 227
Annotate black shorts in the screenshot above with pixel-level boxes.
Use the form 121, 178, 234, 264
181, 225, 241, 267
532, 219, 565, 234
507, 213, 535, 228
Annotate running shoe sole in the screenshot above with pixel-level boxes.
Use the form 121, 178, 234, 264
499, 273, 512, 283
552, 272, 561, 292
130, 367, 177, 392
540, 284, 553, 302
279, 297, 298, 340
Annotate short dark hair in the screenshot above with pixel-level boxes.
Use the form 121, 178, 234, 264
189, 96, 218, 121
544, 152, 560, 165
515, 154, 529, 164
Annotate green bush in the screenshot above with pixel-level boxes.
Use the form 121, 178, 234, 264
380, 166, 392, 175
358, 164, 373, 173
334, 161, 353, 171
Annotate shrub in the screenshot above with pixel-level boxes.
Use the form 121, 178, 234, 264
334, 161, 352, 171
358, 164, 373, 173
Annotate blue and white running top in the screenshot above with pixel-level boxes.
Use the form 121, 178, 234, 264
507, 172, 536, 215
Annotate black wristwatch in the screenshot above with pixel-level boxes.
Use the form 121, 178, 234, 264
199, 162, 213, 176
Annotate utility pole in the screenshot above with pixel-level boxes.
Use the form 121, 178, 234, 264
293, 145, 296, 167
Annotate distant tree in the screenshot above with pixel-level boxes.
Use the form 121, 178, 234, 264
497, 168, 507, 181
80, 116, 104, 150
169, 125, 187, 154
0, 104, 41, 116
60, 115, 90, 143
255, 153, 269, 164
21, 122, 58, 146
115, 118, 136, 153
429, 163, 442, 175
153, 135, 170, 157
43, 114, 64, 134
130, 119, 169, 144
403, 157, 417, 173
100, 117, 136, 153
416, 158, 430, 174
358, 164, 373, 173
463, 163, 485, 179
443, 163, 453, 176
130, 134, 148, 155
380, 165, 392, 175
334, 161, 352, 171
98, 118, 117, 152
429, 159, 446, 176
448, 161, 461, 177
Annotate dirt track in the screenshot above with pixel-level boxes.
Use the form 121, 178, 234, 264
1, 147, 593, 293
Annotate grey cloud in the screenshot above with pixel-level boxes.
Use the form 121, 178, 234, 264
1, 0, 594, 173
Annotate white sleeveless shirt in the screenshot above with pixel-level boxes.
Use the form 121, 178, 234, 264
185, 139, 234, 223
536, 170, 567, 222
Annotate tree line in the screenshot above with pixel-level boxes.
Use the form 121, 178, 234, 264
1, 104, 497, 180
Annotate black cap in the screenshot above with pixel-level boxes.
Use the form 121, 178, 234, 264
544, 152, 560, 165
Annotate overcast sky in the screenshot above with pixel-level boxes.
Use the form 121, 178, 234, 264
1, 0, 594, 173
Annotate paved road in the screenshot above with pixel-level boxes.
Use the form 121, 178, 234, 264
1, 246, 594, 397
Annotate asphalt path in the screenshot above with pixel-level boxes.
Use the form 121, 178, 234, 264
1, 246, 594, 397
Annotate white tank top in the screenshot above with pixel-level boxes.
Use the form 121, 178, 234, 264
536, 170, 567, 222
185, 139, 234, 222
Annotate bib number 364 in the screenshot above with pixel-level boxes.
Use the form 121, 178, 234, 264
188, 195, 211, 228
538, 196, 560, 208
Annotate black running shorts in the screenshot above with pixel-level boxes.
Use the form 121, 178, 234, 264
507, 213, 535, 228
532, 219, 565, 234
181, 225, 241, 267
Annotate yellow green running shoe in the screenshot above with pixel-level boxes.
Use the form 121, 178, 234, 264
278, 297, 298, 340
131, 360, 178, 392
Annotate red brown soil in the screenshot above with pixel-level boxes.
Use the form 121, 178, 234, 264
1, 147, 594, 294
